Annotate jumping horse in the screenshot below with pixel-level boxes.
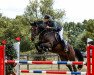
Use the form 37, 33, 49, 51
30, 20, 84, 74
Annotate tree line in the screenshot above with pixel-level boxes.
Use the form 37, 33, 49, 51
0, 0, 94, 52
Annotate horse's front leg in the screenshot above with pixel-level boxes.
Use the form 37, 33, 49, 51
35, 42, 43, 53
40, 42, 52, 52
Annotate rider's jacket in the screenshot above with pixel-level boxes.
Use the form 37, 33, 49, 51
44, 21, 62, 31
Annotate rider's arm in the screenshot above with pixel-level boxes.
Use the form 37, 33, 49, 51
49, 21, 57, 30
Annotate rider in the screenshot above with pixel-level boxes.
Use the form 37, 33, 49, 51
43, 14, 68, 52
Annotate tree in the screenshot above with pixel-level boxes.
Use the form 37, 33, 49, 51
83, 19, 94, 39
0, 15, 12, 41
24, 0, 65, 22
40, 0, 65, 20
64, 22, 85, 50
74, 31, 87, 51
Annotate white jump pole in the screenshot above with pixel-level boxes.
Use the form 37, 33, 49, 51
13, 37, 20, 75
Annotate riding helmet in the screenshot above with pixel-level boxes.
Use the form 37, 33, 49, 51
44, 15, 52, 19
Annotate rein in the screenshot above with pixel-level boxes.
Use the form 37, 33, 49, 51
33, 26, 47, 41
38, 29, 47, 37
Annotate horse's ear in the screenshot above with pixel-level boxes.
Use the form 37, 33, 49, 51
30, 22, 35, 26
29, 21, 36, 26
28, 21, 33, 26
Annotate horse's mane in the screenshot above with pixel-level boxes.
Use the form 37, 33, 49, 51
31, 20, 62, 36
30, 20, 43, 26
31, 20, 61, 27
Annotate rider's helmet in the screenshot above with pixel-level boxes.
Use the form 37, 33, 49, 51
44, 14, 53, 20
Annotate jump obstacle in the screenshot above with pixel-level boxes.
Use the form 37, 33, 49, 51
5, 60, 87, 65
0, 44, 94, 75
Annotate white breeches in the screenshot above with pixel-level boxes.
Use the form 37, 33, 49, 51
58, 28, 67, 45
59, 28, 63, 40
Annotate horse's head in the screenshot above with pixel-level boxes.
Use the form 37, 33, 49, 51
30, 22, 38, 41
30, 21, 44, 41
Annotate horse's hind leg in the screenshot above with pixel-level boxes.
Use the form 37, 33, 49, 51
59, 55, 73, 72
66, 64, 77, 75
72, 65, 77, 72
66, 64, 73, 71
72, 65, 80, 75
67, 65, 79, 75
67, 64, 80, 75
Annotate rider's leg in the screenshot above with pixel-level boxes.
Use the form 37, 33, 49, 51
59, 28, 68, 52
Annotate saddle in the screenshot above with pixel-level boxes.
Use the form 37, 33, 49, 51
52, 32, 62, 47
54, 33, 69, 52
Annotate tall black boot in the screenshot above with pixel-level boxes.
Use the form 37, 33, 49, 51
61, 40, 68, 52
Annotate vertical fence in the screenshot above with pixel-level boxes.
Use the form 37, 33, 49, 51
0, 46, 5, 75
87, 45, 94, 75
0, 44, 94, 75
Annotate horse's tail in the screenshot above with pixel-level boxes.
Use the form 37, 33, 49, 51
74, 49, 84, 70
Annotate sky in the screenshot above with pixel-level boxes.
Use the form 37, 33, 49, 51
0, 0, 94, 22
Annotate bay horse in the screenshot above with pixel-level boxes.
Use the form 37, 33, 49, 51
30, 20, 84, 73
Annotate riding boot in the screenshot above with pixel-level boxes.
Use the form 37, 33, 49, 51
61, 40, 68, 52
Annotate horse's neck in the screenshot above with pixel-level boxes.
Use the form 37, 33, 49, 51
39, 30, 55, 40
38, 27, 45, 34
39, 31, 60, 49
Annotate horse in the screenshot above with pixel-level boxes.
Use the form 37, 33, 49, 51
30, 20, 84, 73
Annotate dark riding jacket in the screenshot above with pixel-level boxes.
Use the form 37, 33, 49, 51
44, 21, 62, 31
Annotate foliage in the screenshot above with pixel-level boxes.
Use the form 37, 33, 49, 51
6, 41, 17, 59
0, 15, 12, 40
74, 31, 87, 51
64, 22, 85, 50
0, 0, 94, 54
5, 39, 17, 74
24, 0, 65, 22
83, 19, 94, 40
2, 0, 94, 74
20, 36, 33, 52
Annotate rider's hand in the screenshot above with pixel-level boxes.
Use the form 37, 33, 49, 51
46, 26, 51, 29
